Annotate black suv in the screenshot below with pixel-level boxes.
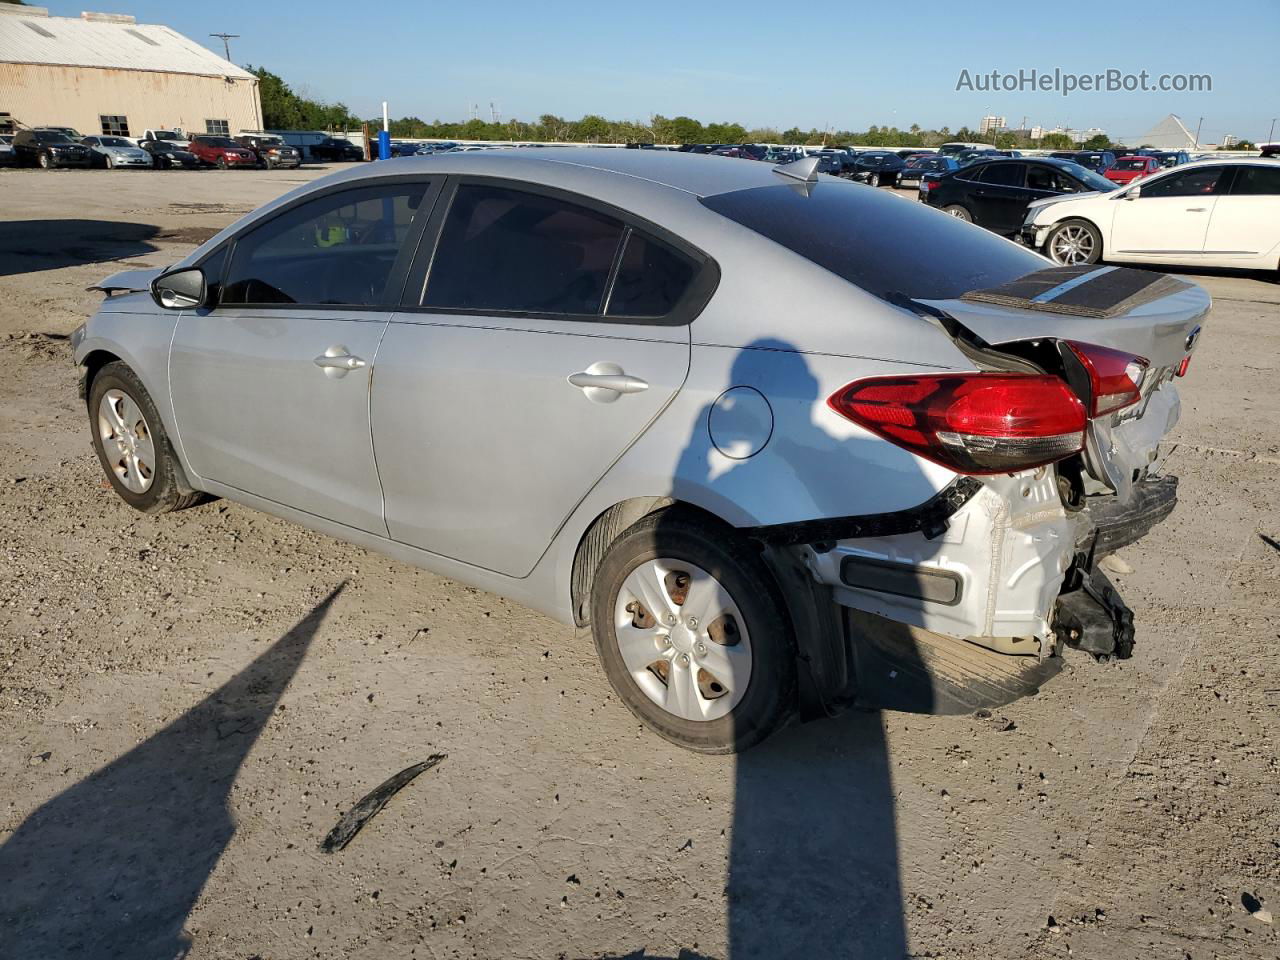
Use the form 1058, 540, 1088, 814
12, 130, 93, 169
920, 157, 1116, 235
309, 137, 364, 162
234, 134, 303, 168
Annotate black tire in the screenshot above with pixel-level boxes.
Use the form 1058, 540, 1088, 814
216, 156, 227, 170
942, 204, 973, 222
589, 508, 796, 754
38, 152, 51, 169
1045, 218, 1103, 266
88, 362, 204, 515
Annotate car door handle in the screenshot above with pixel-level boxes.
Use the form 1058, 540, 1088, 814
567, 362, 649, 403
1186, 207, 1207, 212
314, 347, 366, 378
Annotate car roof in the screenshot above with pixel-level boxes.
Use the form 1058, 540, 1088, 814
330, 147, 786, 199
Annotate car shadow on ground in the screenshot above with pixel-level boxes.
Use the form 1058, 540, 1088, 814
0, 220, 161, 277
0, 584, 344, 960
612, 340, 943, 958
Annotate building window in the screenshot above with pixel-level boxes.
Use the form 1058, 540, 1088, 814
205, 119, 230, 136
100, 115, 130, 137
0, 113, 14, 134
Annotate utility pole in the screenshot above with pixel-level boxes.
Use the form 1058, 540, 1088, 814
1195, 116, 1204, 148
1269, 118, 1277, 145
210, 33, 239, 62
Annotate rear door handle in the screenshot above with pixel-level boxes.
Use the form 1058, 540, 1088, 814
314, 346, 366, 378
568, 362, 649, 403
1186, 207, 1207, 212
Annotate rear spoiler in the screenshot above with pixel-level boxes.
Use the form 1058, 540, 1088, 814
960, 264, 1194, 319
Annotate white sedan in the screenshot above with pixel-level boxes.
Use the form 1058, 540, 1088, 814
1022, 159, 1279, 271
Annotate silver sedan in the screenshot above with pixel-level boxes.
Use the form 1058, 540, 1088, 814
74, 149, 1207, 752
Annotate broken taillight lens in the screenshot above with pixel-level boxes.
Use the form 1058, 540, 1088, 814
1064, 341, 1148, 417
828, 374, 1087, 475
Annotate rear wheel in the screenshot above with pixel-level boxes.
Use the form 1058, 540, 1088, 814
942, 204, 972, 222
590, 509, 795, 754
1046, 219, 1103, 265
88, 362, 204, 514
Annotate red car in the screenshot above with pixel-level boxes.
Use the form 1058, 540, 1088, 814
1105, 155, 1161, 186
188, 135, 257, 169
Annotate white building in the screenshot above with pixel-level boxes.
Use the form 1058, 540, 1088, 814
0, 7, 261, 139
979, 115, 1006, 135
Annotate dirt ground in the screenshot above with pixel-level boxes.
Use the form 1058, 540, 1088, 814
1, 166, 1277, 960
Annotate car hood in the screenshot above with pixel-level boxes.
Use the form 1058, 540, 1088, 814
88, 267, 163, 295
1026, 190, 1110, 213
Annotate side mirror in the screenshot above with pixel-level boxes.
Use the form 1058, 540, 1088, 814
151, 267, 207, 310
1124, 186, 1141, 200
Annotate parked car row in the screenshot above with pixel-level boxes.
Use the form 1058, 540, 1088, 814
1, 126, 349, 169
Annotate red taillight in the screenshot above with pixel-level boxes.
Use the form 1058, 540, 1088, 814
1064, 341, 1148, 416
828, 374, 1086, 475
923, 179, 941, 190
1176, 354, 1192, 377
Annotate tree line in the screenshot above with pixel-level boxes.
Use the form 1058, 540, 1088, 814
253, 65, 1253, 151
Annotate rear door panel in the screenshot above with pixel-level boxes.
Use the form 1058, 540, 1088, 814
372, 317, 689, 576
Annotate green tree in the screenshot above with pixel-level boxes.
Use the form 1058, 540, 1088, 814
247, 66, 359, 131
1083, 133, 1112, 150
574, 114, 610, 142
1039, 132, 1075, 149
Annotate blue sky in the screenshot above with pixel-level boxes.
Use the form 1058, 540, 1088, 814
45, 0, 1280, 141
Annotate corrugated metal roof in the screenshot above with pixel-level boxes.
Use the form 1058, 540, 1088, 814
0, 11, 255, 80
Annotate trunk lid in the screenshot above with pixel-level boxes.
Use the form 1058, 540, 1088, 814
918, 266, 1210, 501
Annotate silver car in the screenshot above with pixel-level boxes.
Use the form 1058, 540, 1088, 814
74, 150, 1208, 753
79, 136, 153, 169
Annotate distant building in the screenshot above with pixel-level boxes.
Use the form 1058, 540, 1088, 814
0, 7, 262, 139
979, 115, 1006, 135
1120, 114, 1199, 150
1221, 134, 1236, 148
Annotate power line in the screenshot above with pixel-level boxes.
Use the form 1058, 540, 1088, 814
210, 33, 239, 62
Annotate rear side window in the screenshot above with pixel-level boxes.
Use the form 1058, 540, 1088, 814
221, 182, 428, 306
424, 184, 625, 315
700, 182, 1046, 302
606, 230, 696, 318
977, 163, 1023, 186
1228, 166, 1280, 196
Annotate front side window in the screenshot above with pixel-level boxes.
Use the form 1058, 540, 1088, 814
205, 119, 230, 136
1026, 166, 1074, 192
1229, 165, 1280, 196
100, 115, 129, 136
221, 182, 428, 307
424, 185, 625, 315
1141, 166, 1225, 198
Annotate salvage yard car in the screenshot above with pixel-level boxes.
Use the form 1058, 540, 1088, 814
140, 139, 201, 169
80, 135, 153, 169
1023, 159, 1280, 268
74, 150, 1206, 753
188, 135, 258, 169
234, 134, 303, 169
11, 129, 93, 168
922, 157, 1117, 235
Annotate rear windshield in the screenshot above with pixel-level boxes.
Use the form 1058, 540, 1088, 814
700, 182, 1045, 302
1114, 157, 1147, 170
200, 137, 240, 148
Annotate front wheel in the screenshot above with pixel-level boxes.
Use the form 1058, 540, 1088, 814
105, 155, 115, 169
589, 510, 795, 754
868, 172, 881, 187
88, 362, 204, 514
216, 156, 227, 170
38, 152, 51, 169
1046, 219, 1103, 265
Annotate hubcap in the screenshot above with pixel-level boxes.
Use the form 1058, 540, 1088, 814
613, 559, 752, 722
97, 389, 155, 494
1051, 225, 1095, 265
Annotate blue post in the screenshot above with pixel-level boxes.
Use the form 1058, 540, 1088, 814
378, 130, 391, 161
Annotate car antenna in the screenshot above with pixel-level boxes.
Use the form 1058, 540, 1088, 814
772, 155, 821, 194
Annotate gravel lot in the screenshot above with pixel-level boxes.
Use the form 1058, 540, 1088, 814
1, 166, 1277, 960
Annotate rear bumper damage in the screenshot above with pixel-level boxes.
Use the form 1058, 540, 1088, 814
760, 471, 1178, 716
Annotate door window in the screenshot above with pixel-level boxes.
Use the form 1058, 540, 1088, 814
424, 184, 625, 315
221, 182, 429, 306
1026, 166, 1076, 192
1140, 167, 1225, 198
976, 162, 1024, 187
1227, 165, 1280, 195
